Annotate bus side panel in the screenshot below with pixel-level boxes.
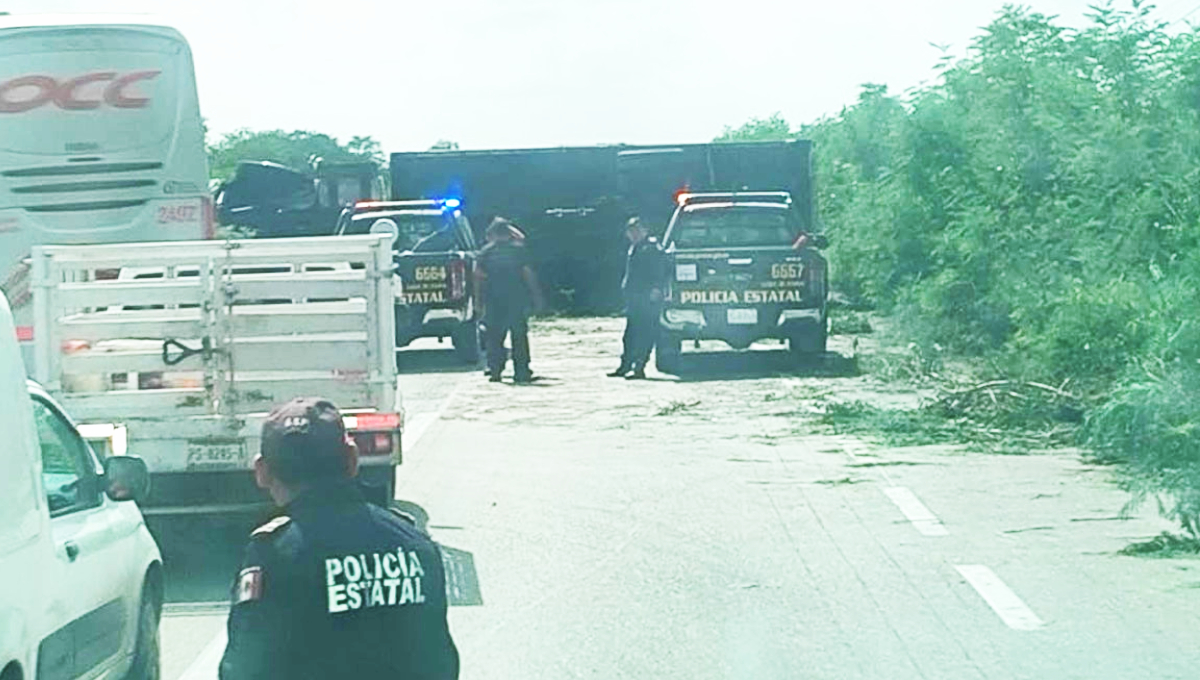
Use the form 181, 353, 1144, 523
0, 23, 209, 342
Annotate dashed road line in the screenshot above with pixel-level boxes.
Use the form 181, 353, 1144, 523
955, 564, 1044, 631
883, 486, 949, 536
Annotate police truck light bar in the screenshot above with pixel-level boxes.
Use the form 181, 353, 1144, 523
677, 192, 793, 207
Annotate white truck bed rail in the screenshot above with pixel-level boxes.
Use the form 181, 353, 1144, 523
30, 234, 398, 430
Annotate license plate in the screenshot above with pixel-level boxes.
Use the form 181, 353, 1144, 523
186, 441, 248, 470
727, 308, 758, 325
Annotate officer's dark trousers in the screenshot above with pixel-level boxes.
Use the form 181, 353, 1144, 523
485, 305, 531, 378
621, 298, 661, 370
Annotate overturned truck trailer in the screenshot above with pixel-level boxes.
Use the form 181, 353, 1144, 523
389, 140, 814, 313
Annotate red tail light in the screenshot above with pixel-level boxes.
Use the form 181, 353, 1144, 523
353, 431, 395, 456
447, 257, 466, 301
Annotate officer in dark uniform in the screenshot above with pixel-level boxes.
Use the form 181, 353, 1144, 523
609, 217, 668, 380
219, 397, 459, 680
475, 218, 543, 384
478, 222, 527, 376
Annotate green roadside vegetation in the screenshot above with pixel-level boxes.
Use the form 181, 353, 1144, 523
725, 3, 1200, 551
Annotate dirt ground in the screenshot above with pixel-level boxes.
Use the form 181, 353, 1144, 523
449, 315, 930, 441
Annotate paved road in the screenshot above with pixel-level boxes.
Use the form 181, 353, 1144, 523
162, 320, 1200, 679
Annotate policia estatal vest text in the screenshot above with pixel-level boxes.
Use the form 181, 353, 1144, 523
219, 397, 459, 680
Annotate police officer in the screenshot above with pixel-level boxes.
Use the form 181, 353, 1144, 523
219, 397, 459, 680
609, 217, 667, 380
477, 221, 527, 376
475, 218, 543, 384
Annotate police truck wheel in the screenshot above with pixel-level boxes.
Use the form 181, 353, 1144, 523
452, 321, 480, 364
124, 580, 162, 680
655, 333, 683, 375
788, 320, 827, 358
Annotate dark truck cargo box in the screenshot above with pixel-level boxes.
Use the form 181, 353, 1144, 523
389, 140, 814, 313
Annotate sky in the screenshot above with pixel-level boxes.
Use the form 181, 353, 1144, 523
3, 1, 1198, 153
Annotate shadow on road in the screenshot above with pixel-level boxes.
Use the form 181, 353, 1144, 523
396, 347, 480, 375
672, 349, 858, 382
149, 512, 265, 604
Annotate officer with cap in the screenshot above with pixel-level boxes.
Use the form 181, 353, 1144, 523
609, 216, 668, 380
219, 397, 459, 680
475, 217, 543, 384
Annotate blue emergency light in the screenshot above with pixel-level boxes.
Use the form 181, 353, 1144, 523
442, 198, 462, 209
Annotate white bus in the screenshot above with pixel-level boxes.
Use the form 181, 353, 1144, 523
0, 15, 211, 345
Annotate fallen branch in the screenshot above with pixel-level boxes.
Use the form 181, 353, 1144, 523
940, 379, 1079, 401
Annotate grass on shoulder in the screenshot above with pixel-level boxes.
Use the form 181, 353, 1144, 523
1120, 532, 1200, 558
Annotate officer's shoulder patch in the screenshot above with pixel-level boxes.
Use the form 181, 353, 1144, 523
235, 566, 263, 604
250, 515, 291, 539
386, 506, 433, 537
387, 507, 418, 526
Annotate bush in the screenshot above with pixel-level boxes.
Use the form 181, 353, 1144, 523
1011, 281, 1150, 384
729, 3, 1200, 533
1085, 365, 1200, 536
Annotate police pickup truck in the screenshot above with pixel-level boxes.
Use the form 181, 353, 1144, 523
337, 199, 480, 362
657, 192, 828, 372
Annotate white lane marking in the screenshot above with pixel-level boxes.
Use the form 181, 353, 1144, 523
402, 412, 438, 453
883, 486, 949, 536
955, 565, 1044, 631
401, 378, 467, 454
176, 626, 227, 680
163, 602, 229, 617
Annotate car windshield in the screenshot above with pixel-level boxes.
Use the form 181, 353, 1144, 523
41, 4, 1200, 680
671, 206, 795, 248
349, 212, 447, 249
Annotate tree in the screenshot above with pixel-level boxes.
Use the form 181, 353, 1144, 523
719, 3, 1200, 539
207, 129, 385, 181
714, 113, 793, 142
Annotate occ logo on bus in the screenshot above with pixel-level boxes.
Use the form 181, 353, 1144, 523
0, 70, 161, 113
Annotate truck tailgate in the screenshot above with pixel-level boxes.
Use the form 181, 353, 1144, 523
394, 251, 470, 307
670, 247, 818, 307
30, 235, 401, 475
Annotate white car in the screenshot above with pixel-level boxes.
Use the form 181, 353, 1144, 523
0, 291, 163, 680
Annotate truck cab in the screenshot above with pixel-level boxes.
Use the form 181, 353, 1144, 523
215, 160, 385, 238
337, 199, 480, 362
657, 192, 829, 372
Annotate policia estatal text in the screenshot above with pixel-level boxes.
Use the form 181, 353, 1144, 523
219, 397, 459, 680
